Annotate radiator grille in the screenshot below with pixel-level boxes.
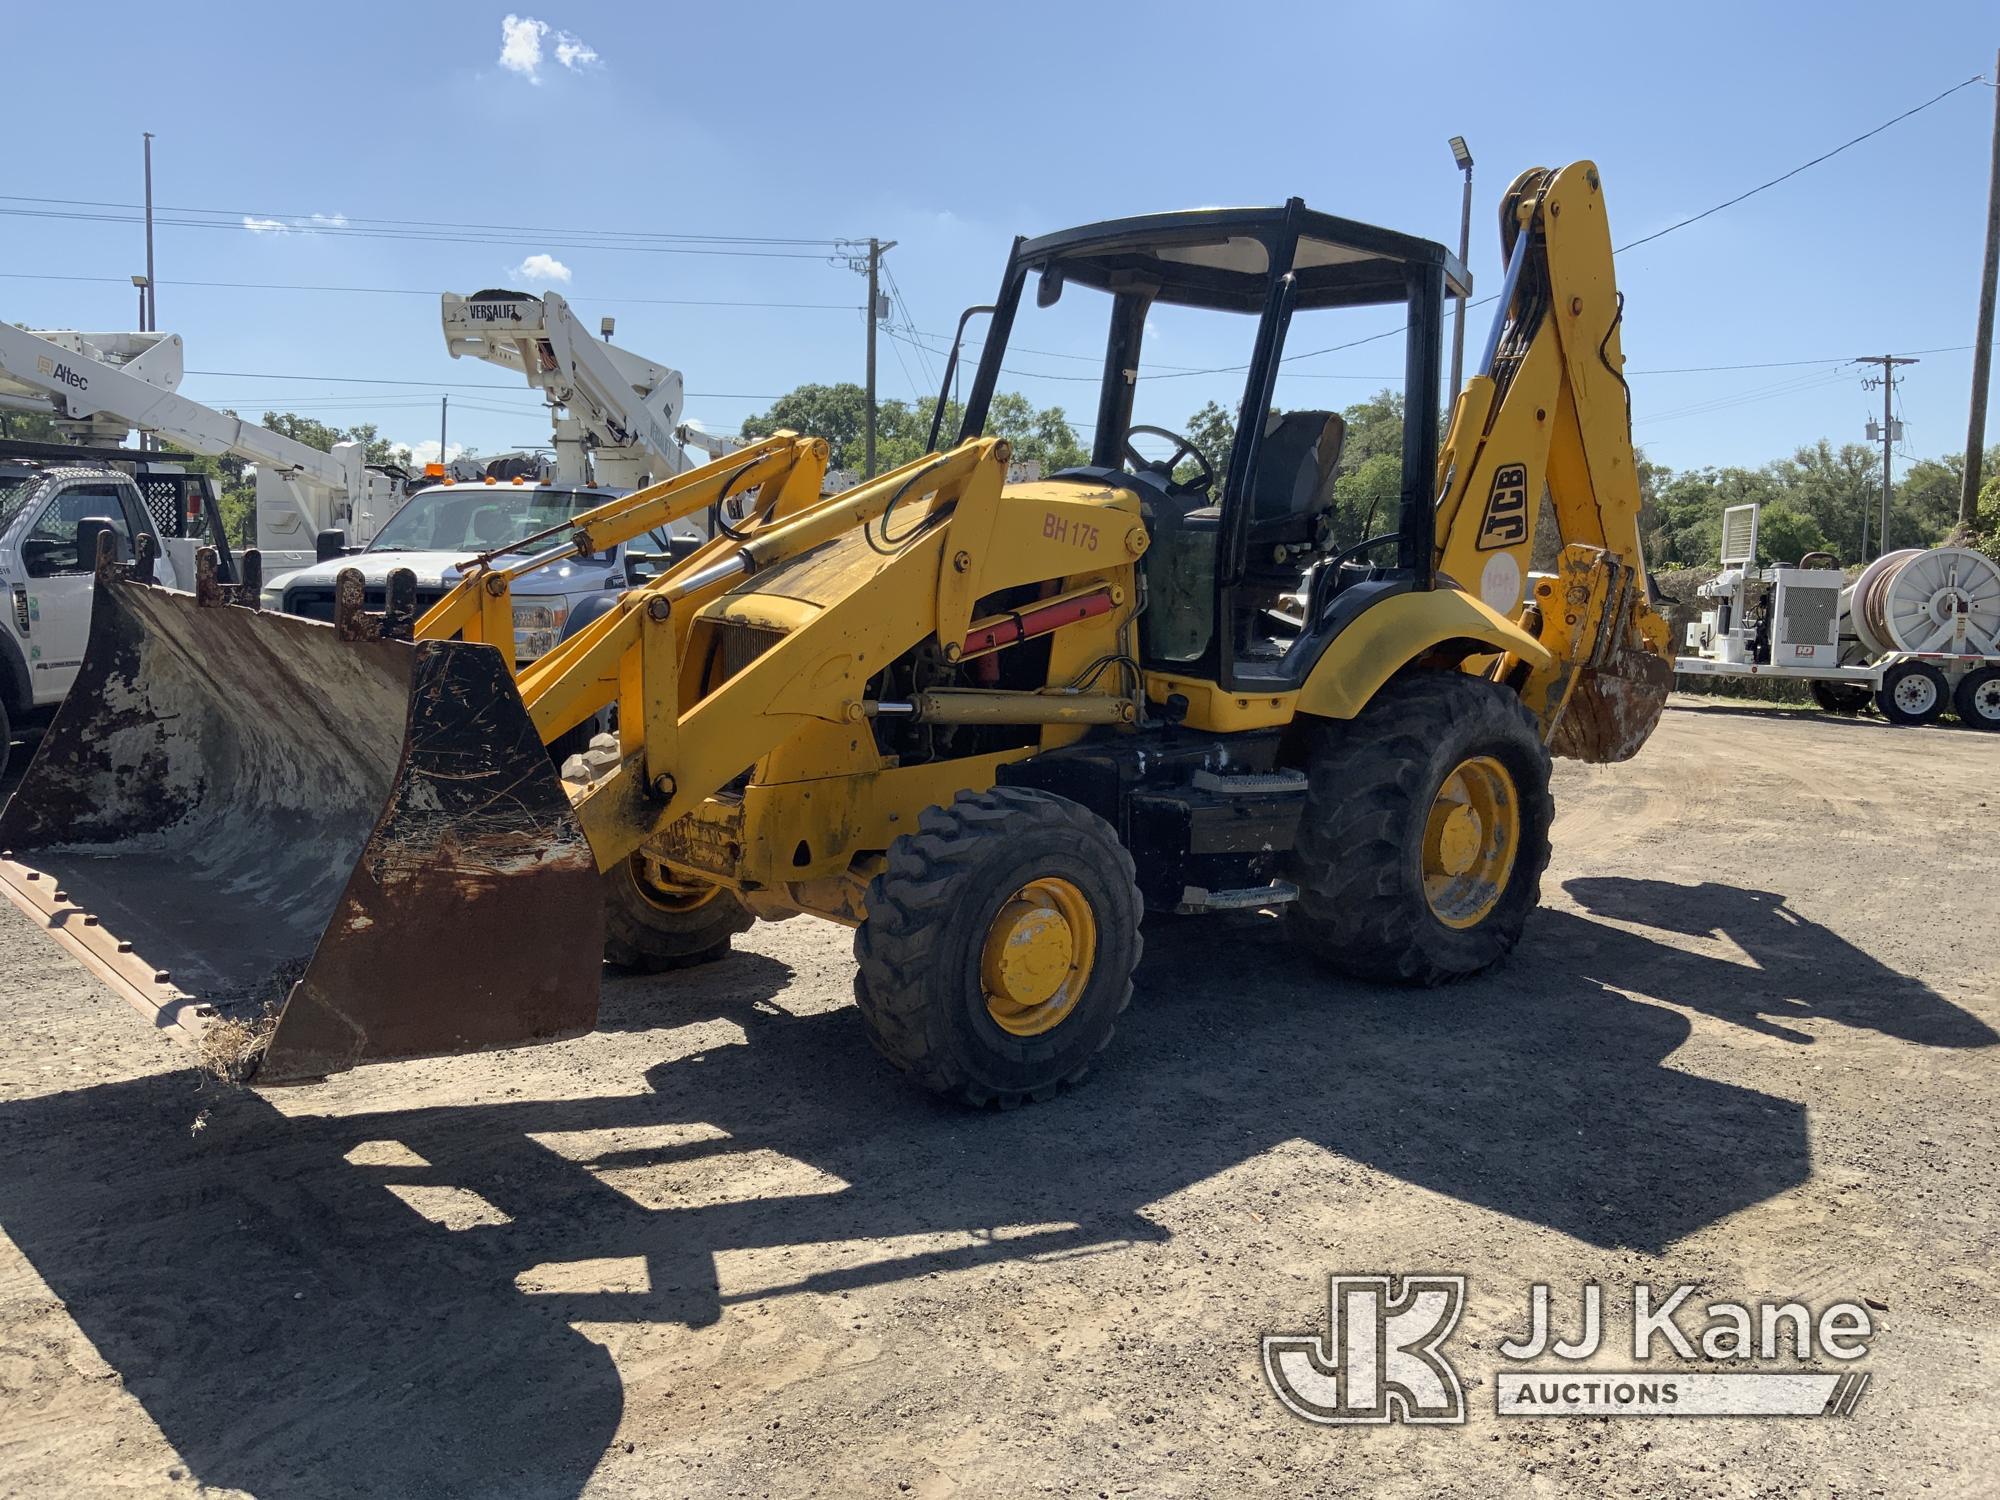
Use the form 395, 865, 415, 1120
1779, 584, 1840, 647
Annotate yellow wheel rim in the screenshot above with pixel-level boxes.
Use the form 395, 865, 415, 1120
1422, 755, 1520, 930
630, 854, 724, 914
979, 877, 1097, 1037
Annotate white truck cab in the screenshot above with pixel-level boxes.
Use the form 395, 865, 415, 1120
0, 457, 234, 775
262, 476, 701, 747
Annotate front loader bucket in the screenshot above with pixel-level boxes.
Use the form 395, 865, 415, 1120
0, 574, 604, 1084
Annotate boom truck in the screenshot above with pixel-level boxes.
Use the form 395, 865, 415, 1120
1, 293, 706, 764
259, 290, 705, 726
1, 162, 1674, 1106
0, 320, 409, 576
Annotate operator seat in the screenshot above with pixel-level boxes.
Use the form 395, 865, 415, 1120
1244, 410, 1344, 574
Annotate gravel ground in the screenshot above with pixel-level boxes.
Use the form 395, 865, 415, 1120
0, 699, 1994, 1498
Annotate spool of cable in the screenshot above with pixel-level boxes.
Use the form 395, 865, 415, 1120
1848, 546, 2000, 656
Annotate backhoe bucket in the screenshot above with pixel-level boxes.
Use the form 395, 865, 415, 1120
0, 574, 604, 1084
1549, 647, 1672, 764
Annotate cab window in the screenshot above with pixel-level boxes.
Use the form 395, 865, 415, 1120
22, 485, 134, 577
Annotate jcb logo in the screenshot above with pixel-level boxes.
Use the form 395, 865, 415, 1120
1477, 464, 1529, 550
1262, 1274, 1466, 1425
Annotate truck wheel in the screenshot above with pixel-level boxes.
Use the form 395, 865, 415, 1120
1875, 661, 1948, 726
0, 696, 10, 785
602, 852, 754, 971
1288, 671, 1554, 984
1809, 679, 1872, 714
854, 787, 1142, 1106
1954, 666, 2000, 730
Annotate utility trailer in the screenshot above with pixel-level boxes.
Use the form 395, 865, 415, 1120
1674, 502, 2000, 729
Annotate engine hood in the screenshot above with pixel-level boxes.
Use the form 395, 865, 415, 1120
273, 550, 623, 597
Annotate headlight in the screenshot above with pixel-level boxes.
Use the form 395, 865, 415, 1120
513, 600, 569, 661
260, 585, 288, 611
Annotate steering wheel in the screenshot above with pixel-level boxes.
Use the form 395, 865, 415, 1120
1122, 424, 1216, 494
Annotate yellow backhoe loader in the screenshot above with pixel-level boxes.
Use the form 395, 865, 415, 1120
0, 162, 1671, 1103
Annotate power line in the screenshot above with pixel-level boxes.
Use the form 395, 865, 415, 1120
180, 367, 785, 400
0, 194, 851, 246
1615, 74, 1988, 253
0, 271, 861, 311
0, 207, 842, 259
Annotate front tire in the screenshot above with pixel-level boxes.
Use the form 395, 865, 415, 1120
602, 853, 754, 971
1875, 661, 1948, 726
854, 787, 1142, 1106
1287, 671, 1554, 984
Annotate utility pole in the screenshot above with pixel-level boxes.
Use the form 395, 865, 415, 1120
844, 238, 897, 478
1448, 136, 1474, 400
1959, 47, 2000, 531
142, 132, 156, 333
439, 395, 449, 467
1857, 355, 1919, 557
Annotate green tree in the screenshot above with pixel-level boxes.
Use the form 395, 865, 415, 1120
741, 383, 872, 469
1753, 502, 1830, 565
0, 411, 62, 442
1180, 400, 1238, 485
742, 384, 1085, 475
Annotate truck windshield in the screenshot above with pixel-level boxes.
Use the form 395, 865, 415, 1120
367, 485, 605, 554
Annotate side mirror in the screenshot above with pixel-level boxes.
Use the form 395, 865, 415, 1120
75, 516, 124, 572
315, 528, 349, 564
1036, 267, 1065, 308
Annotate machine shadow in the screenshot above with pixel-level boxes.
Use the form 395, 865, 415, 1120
0, 877, 1984, 1497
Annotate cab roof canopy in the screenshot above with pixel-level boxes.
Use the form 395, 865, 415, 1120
1015, 199, 1471, 314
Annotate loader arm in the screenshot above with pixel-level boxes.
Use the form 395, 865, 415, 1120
1431, 162, 1672, 763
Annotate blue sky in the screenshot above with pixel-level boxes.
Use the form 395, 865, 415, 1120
6, 0, 1996, 476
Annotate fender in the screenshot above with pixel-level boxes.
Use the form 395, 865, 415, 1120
1295, 586, 1552, 721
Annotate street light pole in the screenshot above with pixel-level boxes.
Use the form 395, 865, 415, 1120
142, 131, 156, 333
1448, 137, 1474, 401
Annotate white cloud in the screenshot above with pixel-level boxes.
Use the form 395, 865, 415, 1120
397, 439, 470, 469
553, 33, 598, 69
499, 14, 599, 82
242, 212, 348, 236
513, 253, 572, 283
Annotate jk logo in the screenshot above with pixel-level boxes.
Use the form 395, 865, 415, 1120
1262, 1274, 1467, 1425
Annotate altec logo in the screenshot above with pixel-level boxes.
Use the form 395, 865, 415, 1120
34, 354, 88, 391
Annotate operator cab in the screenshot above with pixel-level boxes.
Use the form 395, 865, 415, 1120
942, 201, 1467, 693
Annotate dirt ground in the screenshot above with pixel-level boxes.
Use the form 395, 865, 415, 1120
0, 699, 1995, 1499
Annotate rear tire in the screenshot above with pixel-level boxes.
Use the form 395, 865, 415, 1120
602, 853, 754, 972
1809, 678, 1872, 715
854, 787, 1142, 1106
1875, 661, 1948, 726
1952, 666, 2000, 730
0, 697, 11, 785
1287, 671, 1553, 984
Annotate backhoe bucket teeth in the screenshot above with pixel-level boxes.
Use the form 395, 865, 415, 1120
1549, 648, 1672, 764
0, 574, 604, 1084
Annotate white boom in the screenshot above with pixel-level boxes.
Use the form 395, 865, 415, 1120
0, 320, 405, 575
441, 290, 689, 489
